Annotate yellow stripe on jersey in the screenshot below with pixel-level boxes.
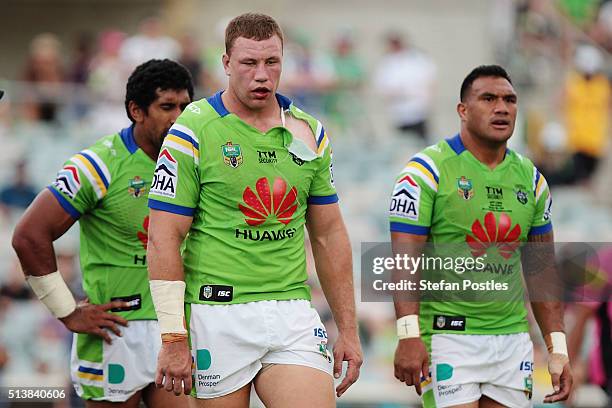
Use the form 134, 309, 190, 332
317, 133, 329, 155
165, 135, 200, 160
73, 154, 107, 196
407, 161, 438, 188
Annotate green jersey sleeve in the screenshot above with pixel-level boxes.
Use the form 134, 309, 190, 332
148, 111, 201, 216
389, 151, 439, 236
529, 167, 553, 235
48, 147, 112, 218
307, 126, 338, 205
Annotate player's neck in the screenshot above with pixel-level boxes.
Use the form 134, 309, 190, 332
133, 125, 158, 161
222, 89, 282, 133
460, 131, 507, 169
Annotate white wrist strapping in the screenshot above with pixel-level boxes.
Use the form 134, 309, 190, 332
397, 314, 420, 339
26, 271, 77, 318
550, 332, 568, 356
149, 280, 187, 335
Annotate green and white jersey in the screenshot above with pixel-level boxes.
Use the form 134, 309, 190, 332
148, 92, 337, 305
389, 134, 552, 335
49, 127, 156, 320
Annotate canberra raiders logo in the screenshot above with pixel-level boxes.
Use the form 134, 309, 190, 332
128, 176, 147, 198
221, 141, 243, 168
457, 176, 474, 200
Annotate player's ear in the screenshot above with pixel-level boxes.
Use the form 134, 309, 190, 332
128, 100, 145, 124
457, 102, 467, 121
222, 54, 231, 76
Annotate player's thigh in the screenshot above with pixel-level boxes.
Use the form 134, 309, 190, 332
188, 383, 251, 408
479, 395, 507, 408
141, 383, 190, 408
85, 390, 142, 408
445, 401, 479, 408
253, 364, 335, 408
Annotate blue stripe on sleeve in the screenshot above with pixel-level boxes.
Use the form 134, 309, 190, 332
410, 157, 439, 183
307, 194, 339, 205
47, 186, 81, 219
528, 223, 552, 236
148, 199, 196, 216
390, 222, 430, 235
168, 128, 200, 150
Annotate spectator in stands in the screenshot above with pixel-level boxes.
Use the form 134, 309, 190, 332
282, 30, 336, 115
120, 16, 180, 69
372, 32, 436, 140
562, 44, 610, 184
178, 32, 209, 95
0, 159, 37, 219
327, 31, 366, 132
21, 33, 65, 123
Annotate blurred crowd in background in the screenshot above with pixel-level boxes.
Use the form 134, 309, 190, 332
0, 0, 610, 407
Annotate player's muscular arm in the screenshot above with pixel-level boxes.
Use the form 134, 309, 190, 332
12, 189, 75, 276
147, 209, 194, 395
523, 230, 572, 403
306, 203, 362, 397
523, 231, 563, 335
391, 232, 429, 395
147, 209, 192, 281
12, 189, 129, 343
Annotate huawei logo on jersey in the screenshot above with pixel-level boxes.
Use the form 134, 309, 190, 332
466, 212, 521, 259
239, 177, 298, 226
137, 216, 149, 250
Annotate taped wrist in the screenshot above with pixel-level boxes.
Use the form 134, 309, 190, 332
149, 280, 187, 336
397, 314, 420, 339
545, 331, 568, 356
26, 271, 77, 318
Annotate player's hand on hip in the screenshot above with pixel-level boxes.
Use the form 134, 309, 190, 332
333, 331, 363, 397
544, 354, 572, 403
60, 299, 129, 344
394, 338, 429, 395
156, 339, 192, 396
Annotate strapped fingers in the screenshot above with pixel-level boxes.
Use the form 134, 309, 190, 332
413, 372, 422, 395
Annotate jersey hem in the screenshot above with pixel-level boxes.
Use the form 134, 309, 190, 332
186, 291, 311, 305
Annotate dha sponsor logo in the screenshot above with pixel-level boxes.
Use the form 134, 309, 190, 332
390, 174, 420, 220
466, 212, 521, 259
151, 149, 177, 198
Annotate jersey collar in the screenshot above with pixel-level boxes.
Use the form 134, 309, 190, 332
207, 90, 293, 117
119, 125, 138, 154
446, 133, 466, 155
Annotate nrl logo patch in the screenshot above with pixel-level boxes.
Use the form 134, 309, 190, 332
222, 141, 243, 168
202, 285, 212, 299
436, 316, 446, 329
128, 176, 147, 198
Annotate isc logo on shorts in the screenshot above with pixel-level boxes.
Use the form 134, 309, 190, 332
199, 285, 233, 302
433, 315, 466, 331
